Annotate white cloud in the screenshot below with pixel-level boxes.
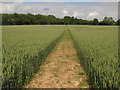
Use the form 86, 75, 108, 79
73, 11, 84, 17
2, 2, 23, 13
48, 12, 52, 15
1, 2, 118, 20
73, 11, 80, 17
63, 9, 68, 16
87, 12, 99, 19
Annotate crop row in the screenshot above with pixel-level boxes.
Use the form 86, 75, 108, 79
2, 25, 64, 88
69, 26, 119, 88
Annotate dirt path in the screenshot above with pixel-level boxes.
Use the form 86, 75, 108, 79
24, 31, 90, 88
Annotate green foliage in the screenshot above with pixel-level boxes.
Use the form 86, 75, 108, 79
2, 13, 118, 25
70, 26, 119, 88
2, 25, 64, 88
92, 18, 99, 25
2, 25, 119, 88
79, 72, 84, 75
116, 19, 120, 25
99, 17, 115, 25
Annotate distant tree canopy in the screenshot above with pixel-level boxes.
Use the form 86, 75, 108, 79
92, 18, 99, 25
1, 13, 119, 25
99, 17, 115, 25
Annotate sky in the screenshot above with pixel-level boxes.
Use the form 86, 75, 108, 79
1, 0, 119, 20
2, 0, 120, 2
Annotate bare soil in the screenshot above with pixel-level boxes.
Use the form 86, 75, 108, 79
24, 31, 90, 88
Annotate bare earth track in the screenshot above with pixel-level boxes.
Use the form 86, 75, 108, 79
24, 31, 90, 88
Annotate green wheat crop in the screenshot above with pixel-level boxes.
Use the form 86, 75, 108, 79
70, 25, 119, 88
2, 25, 64, 88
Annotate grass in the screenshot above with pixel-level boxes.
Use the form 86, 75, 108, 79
78, 72, 84, 75
78, 82, 89, 87
66, 55, 74, 58
60, 29, 71, 41
59, 61, 68, 64
2, 25, 64, 88
53, 73, 59, 77
53, 67, 60, 72
2, 25, 119, 88
70, 25, 118, 88
44, 60, 51, 65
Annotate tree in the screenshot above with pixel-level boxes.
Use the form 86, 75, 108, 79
46, 15, 57, 24
100, 16, 115, 25
92, 18, 99, 25
116, 19, 120, 25
2, 13, 118, 25
63, 16, 71, 25
0, 14, 1, 25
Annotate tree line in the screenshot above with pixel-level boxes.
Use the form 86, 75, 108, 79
1, 13, 120, 25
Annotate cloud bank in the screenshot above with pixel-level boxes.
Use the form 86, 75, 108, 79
1, 2, 118, 20
87, 12, 99, 19
63, 9, 69, 16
